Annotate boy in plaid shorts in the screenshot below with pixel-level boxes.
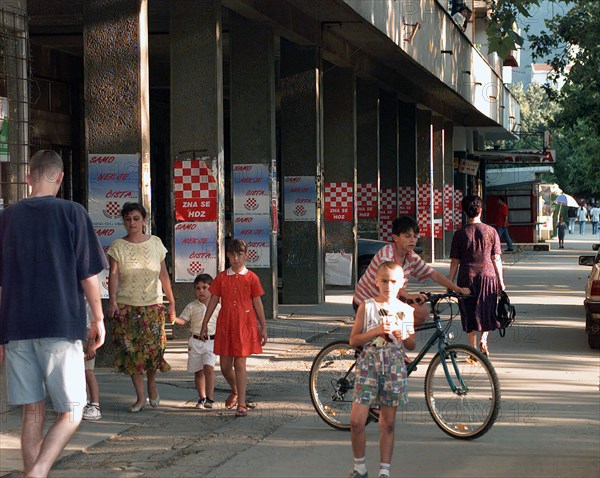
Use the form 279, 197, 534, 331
348, 262, 416, 478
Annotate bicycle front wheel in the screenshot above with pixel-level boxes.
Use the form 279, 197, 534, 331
309, 340, 359, 430
424, 344, 500, 439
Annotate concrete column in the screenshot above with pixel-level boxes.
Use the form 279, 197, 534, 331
229, 13, 277, 319
83, 0, 151, 215
398, 101, 417, 234
356, 79, 378, 240
443, 121, 455, 257
83, 0, 150, 364
323, 66, 356, 286
280, 39, 323, 304
379, 91, 398, 241
170, 0, 225, 308
416, 108, 433, 263
432, 115, 444, 259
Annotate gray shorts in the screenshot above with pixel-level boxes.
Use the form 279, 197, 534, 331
5, 338, 86, 413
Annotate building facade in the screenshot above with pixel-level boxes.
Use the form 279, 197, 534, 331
0, 0, 519, 317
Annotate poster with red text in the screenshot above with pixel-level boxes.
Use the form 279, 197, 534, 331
444, 184, 454, 231
357, 183, 377, 219
284, 176, 316, 222
380, 188, 397, 241
324, 182, 353, 221
88, 153, 140, 297
397, 186, 415, 215
417, 183, 431, 238
232, 164, 270, 268
174, 159, 218, 221
174, 222, 218, 282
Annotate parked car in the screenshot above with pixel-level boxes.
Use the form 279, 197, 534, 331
578, 243, 600, 349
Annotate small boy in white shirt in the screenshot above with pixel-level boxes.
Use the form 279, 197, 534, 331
173, 274, 221, 409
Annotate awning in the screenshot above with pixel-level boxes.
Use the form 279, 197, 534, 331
475, 150, 555, 163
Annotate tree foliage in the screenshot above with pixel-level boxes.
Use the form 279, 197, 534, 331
486, 0, 541, 59
529, 1, 600, 134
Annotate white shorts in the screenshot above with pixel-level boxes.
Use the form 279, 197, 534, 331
187, 336, 217, 372
5, 338, 86, 414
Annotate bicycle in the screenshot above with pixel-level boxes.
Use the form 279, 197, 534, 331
309, 291, 501, 439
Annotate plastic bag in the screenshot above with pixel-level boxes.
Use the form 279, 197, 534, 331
325, 252, 353, 286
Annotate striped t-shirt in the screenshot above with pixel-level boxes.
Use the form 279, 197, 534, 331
353, 244, 435, 305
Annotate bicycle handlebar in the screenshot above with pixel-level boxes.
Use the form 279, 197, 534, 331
406, 290, 470, 306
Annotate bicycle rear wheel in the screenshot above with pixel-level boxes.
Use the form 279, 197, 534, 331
424, 344, 500, 439
309, 340, 359, 430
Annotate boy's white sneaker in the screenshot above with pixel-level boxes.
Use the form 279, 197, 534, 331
82, 403, 102, 420
203, 398, 214, 409
195, 398, 206, 409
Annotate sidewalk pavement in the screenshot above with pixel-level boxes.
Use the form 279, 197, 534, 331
1, 229, 598, 476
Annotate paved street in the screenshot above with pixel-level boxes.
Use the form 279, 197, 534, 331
1, 232, 599, 477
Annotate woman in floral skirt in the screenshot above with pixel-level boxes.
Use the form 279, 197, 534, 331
108, 203, 176, 412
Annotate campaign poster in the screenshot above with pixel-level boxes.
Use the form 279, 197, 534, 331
174, 222, 218, 282
324, 181, 353, 221
232, 164, 270, 215
233, 214, 271, 269
88, 154, 139, 297
174, 158, 218, 221
284, 176, 316, 222
357, 183, 377, 219
380, 188, 397, 242
88, 154, 140, 226
232, 164, 271, 268
94, 224, 120, 298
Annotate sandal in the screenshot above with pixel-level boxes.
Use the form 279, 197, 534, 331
235, 405, 248, 417
225, 393, 238, 410
479, 342, 490, 357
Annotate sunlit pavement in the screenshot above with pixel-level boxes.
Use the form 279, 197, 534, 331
1, 230, 599, 477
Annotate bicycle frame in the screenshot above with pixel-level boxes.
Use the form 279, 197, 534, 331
405, 299, 468, 394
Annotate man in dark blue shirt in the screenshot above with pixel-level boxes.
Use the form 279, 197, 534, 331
0, 150, 107, 478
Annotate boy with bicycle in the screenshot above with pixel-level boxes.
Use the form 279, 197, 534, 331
348, 261, 416, 478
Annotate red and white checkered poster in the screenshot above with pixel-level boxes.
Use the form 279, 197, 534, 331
398, 186, 415, 215
454, 190, 463, 230
324, 182, 353, 221
434, 219, 443, 239
357, 183, 377, 219
174, 159, 218, 221
417, 183, 431, 237
444, 184, 454, 231
380, 188, 397, 241
434, 188, 443, 215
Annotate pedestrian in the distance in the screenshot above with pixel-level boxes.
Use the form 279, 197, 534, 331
108, 202, 176, 413
589, 203, 600, 235
567, 206, 577, 234
576, 204, 589, 234
495, 197, 514, 252
0, 150, 107, 478
200, 239, 268, 418
348, 261, 415, 478
556, 217, 568, 249
449, 194, 505, 357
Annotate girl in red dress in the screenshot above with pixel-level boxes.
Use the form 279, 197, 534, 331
200, 239, 268, 417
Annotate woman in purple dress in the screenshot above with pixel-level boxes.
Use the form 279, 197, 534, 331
449, 195, 506, 357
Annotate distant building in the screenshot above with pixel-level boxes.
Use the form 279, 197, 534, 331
507, 0, 571, 87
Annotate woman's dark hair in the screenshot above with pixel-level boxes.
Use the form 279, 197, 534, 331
227, 238, 247, 254
391, 216, 420, 236
462, 194, 482, 218
121, 202, 147, 219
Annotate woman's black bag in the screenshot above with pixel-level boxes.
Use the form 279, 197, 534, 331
497, 290, 516, 337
